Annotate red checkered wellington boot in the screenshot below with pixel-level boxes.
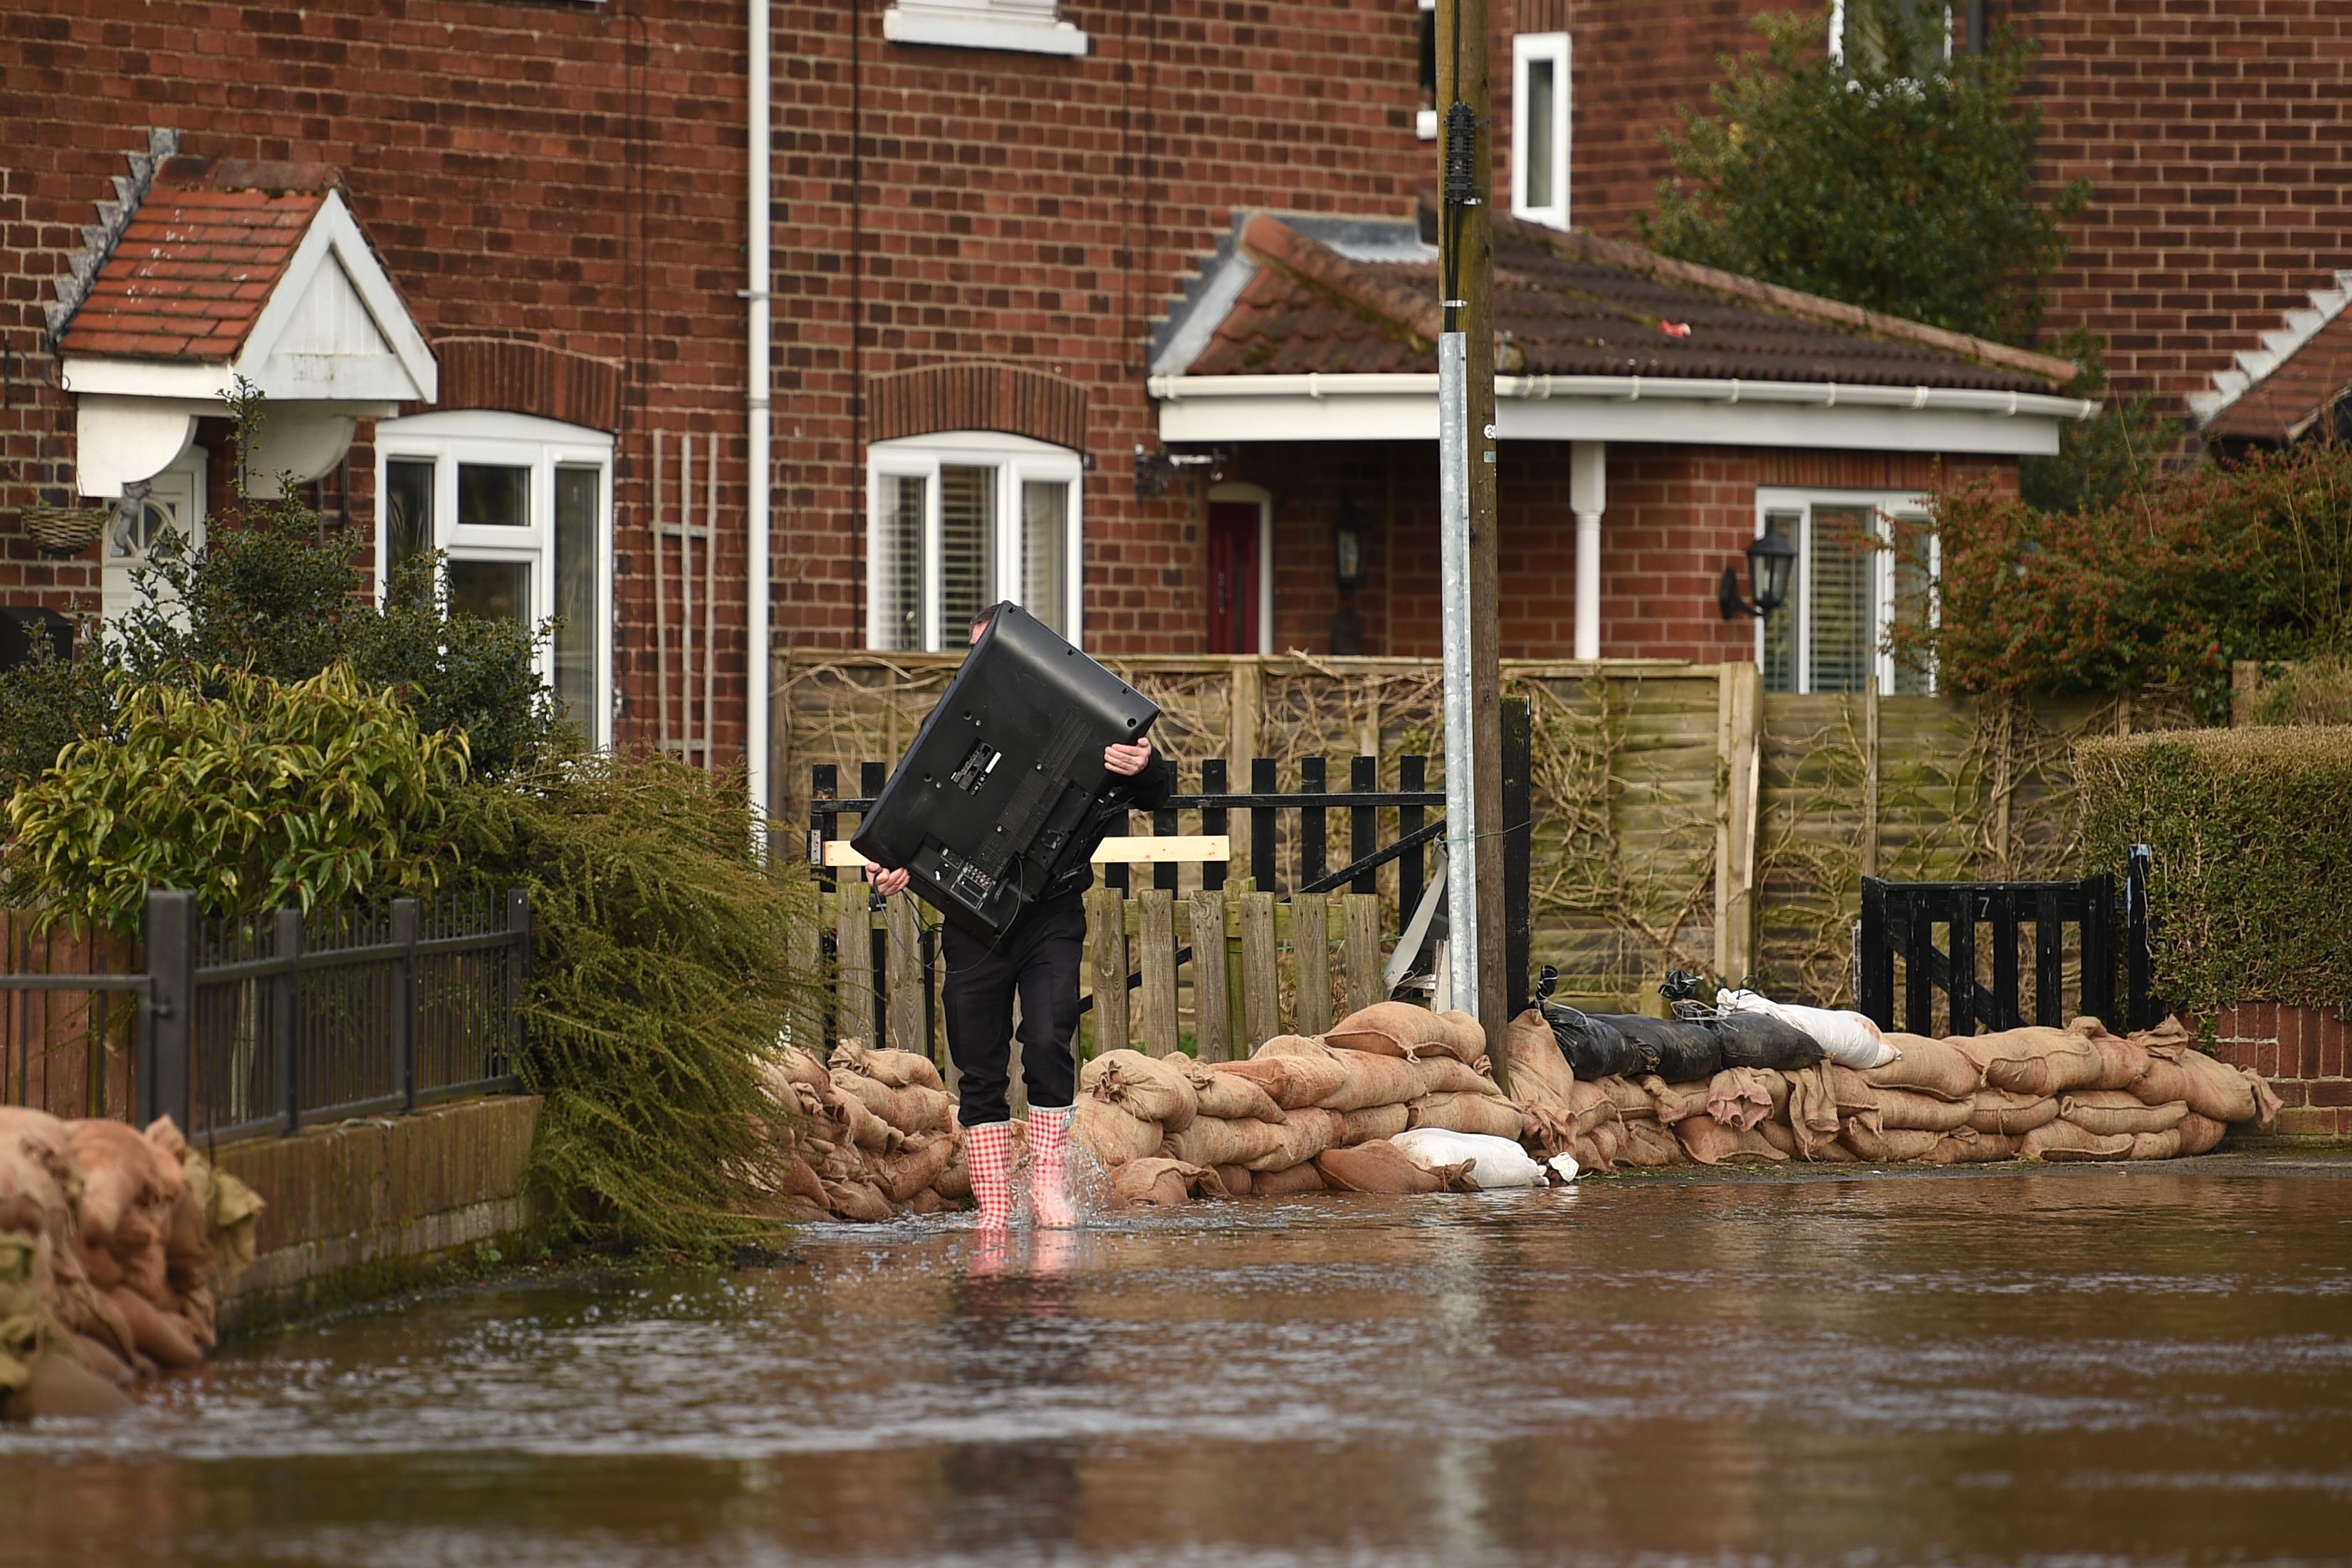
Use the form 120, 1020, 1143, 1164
965, 1121, 1015, 1232
1027, 1104, 1077, 1228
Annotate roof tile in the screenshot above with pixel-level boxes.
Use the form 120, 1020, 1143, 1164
2207, 307, 2352, 441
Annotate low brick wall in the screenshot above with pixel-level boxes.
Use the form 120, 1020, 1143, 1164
2207, 1004, 2352, 1139
209, 1094, 543, 1335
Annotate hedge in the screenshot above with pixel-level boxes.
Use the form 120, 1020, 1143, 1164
2078, 726, 2352, 1023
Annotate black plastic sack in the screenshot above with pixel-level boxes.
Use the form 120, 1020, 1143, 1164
1710, 1010, 1826, 1071
1542, 1004, 1651, 1080
1589, 1013, 1718, 1081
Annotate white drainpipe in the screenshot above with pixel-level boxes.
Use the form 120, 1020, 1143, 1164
746, 0, 773, 827
1570, 440, 1604, 661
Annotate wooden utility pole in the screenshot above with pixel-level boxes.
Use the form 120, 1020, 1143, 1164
1435, 0, 1510, 1062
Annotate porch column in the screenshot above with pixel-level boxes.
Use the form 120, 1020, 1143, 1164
1571, 441, 1606, 660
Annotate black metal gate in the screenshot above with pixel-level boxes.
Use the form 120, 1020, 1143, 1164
1857, 874, 2117, 1035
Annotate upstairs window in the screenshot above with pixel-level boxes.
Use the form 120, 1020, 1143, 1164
867, 432, 1083, 652
1511, 33, 1572, 230
1418, 0, 1438, 140
1756, 490, 1937, 696
882, 0, 1087, 57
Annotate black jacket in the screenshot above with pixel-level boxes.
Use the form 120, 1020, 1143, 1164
1038, 749, 1175, 903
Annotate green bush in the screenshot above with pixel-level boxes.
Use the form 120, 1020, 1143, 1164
2078, 726, 2352, 1020
2248, 655, 2352, 727
1637, 0, 2088, 345
443, 754, 818, 1253
1, 664, 466, 936
0, 633, 111, 793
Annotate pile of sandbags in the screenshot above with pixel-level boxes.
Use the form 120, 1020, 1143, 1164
1499, 1006, 2281, 1171
754, 1039, 968, 1222
1073, 1003, 1539, 1203
0, 1107, 263, 1401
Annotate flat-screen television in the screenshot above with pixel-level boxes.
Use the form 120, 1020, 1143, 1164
851, 604, 1160, 940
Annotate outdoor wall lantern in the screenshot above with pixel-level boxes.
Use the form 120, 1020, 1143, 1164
1718, 529, 1797, 621
1332, 496, 1371, 593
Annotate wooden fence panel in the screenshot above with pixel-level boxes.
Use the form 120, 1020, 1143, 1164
1191, 889, 1230, 1062
1239, 892, 1279, 1051
1342, 894, 1383, 1016
1086, 886, 1129, 1055
1291, 892, 1330, 1036
1137, 890, 1179, 1057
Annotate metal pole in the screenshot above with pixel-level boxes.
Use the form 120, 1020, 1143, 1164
1438, 332, 1479, 1015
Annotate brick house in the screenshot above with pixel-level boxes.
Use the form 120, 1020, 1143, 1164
4, 0, 2086, 820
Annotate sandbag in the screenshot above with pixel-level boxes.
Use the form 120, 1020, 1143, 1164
1213, 1164, 1253, 1196
1407, 1092, 1526, 1141
833, 1071, 954, 1138
2175, 1112, 2227, 1155
63, 1119, 178, 1247
1162, 1114, 1290, 1170
1708, 1012, 1825, 1072
1213, 1057, 1327, 1112
1967, 1027, 2106, 1099
1935, 1128, 2021, 1165
830, 1040, 944, 1092
1180, 1059, 1285, 1123
1716, 989, 1898, 1070
2128, 1129, 2183, 1161
1502, 1010, 1584, 1110
1339, 1102, 1411, 1145
934, 1140, 973, 1202
1864, 1035, 1982, 1102
872, 1133, 958, 1204
1316, 1140, 1446, 1195
826, 1081, 901, 1152
1391, 1127, 1548, 1188
1970, 1089, 2059, 1136
1705, 1068, 1779, 1131
1876, 1087, 1976, 1134
2019, 1120, 2134, 1161
1111, 1158, 1225, 1208
2069, 1020, 2153, 1093
1082, 1050, 1199, 1131
1596, 1076, 1654, 1121
1571, 1119, 1621, 1173
1641, 1077, 1713, 1127
1324, 1001, 1451, 1060
780, 1153, 829, 1208
1250, 1038, 1353, 1107
1783, 1062, 1844, 1157
2059, 1091, 2189, 1138
1840, 1124, 1942, 1163
1643, 1019, 1726, 1082
1434, 1010, 1488, 1062
2149, 1043, 2277, 1127
1614, 1117, 1690, 1167
1253, 1161, 1329, 1196
1413, 1054, 1509, 1100
821, 1179, 895, 1222
1244, 1109, 1345, 1174
1315, 1049, 1429, 1114
1674, 1117, 1787, 1166
1753, 1118, 1799, 1158
1072, 1099, 1165, 1167
1568, 1012, 1676, 1080
2131, 1035, 2195, 1106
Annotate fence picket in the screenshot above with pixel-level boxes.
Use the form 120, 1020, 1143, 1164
1138, 890, 1179, 1057
1292, 891, 1331, 1036
1342, 894, 1382, 1016
1191, 889, 1230, 1062
1240, 892, 1279, 1051
886, 895, 922, 1056
1086, 886, 1129, 1055
835, 887, 875, 1048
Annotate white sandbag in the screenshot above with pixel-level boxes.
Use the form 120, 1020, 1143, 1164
1717, 988, 1900, 1070
1390, 1127, 1547, 1190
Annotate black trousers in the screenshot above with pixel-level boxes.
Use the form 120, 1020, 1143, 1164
941, 892, 1085, 1127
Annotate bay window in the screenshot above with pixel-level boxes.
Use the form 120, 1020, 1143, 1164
867, 432, 1084, 651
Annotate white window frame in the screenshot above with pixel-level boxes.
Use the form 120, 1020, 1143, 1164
882, 0, 1087, 57
1752, 487, 1940, 696
865, 430, 1085, 652
1829, 0, 1955, 66
1417, 0, 1438, 140
1511, 32, 1572, 231
373, 410, 617, 748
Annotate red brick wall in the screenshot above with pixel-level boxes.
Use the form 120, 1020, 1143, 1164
2207, 1003, 2352, 1140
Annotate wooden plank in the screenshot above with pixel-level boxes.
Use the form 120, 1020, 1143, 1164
1713, 662, 1761, 985
1292, 890, 1331, 1036
1862, 674, 1881, 878
1086, 885, 1129, 1056
1191, 889, 1231, 1062
787, 885, 824, 1050
1342, 894, 1382, 1017
885, 894, 922, 1055
835, 886, 874, 1050
819, 835, 1230, 869
1238, 891, 1279, 1052
1137, 889, 1180, 1057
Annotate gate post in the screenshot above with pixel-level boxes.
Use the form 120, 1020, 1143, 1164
1501, 694, 1532, 1023
2126, 843, 2157, 1030
140, 889, 197, 1134
392, 898, 420, 1112
271, 906, 302, 1133
1856, 877, 1890, 1028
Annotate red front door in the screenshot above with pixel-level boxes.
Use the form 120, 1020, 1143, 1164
1206, 501, 1260, 654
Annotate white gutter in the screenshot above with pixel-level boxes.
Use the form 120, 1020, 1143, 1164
746, 0, 773, 828
1149, 371, 2096, 420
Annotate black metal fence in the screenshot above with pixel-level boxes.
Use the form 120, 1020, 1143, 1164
1857, 870, 2155, 1035
3, 887, 528, 1144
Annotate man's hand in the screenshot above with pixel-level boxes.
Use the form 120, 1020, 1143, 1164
1104, 734, 1154, 777
866, 864, 910, 897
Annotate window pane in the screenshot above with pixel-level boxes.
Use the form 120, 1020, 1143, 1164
447, 558, 530, 624
1888, 511, 1935, 696
385, 459, 434, 605
875, 474, 925, 651
1760, 511, 1801, 695
458, 464, 529, 528
1809, 504, 1875, 695
553, 466, 600, 735
940, 464, 995, 642
1021, 479, 1070, 637
1523, 58, 1556, 211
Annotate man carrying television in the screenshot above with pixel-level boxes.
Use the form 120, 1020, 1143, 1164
865, 602, 1173, 1232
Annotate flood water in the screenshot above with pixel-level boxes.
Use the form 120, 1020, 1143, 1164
6, 1156, 2351, 1567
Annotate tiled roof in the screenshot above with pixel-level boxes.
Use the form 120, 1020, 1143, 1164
1181, 214, 2070, 395
57, 157, 335, 363
2203, 293, 2352, 441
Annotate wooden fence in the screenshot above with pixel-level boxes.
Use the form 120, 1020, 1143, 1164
778, 649, 2188, 1016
